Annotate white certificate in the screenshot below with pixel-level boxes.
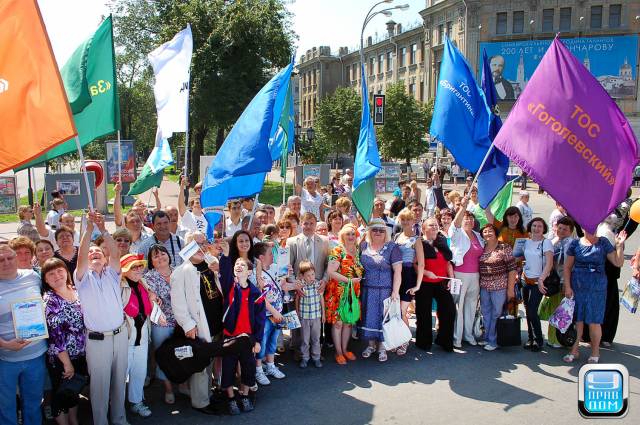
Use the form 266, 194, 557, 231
12, 298, 48, 341
513, 238, 527, 258
276, 247, 289, 278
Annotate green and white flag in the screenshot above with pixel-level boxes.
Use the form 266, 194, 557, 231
15, 16, 119, 170
473, 180, 514, 227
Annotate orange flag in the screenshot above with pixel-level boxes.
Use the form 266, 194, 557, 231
0, 0, 77, 173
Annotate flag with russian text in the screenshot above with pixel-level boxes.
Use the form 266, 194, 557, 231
429, 37, 491, 172
493, 36, 638, 233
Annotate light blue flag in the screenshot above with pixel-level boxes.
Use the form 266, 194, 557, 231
201, 59, 295, 230
429, 37, 492, 172
352, 62, 382, 223
148, 129, 175, 173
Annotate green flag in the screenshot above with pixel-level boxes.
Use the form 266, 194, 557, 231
127, 163, 163, 196
474, 180, 514, 227
15, 16, 119, 171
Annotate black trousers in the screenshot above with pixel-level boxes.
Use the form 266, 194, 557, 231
221, 345, 255, 389
414, 281, 455, 352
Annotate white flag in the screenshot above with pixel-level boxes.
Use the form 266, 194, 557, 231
148, 24, 193, 138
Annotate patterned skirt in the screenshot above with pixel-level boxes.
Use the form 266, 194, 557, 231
359, 284, 392, 341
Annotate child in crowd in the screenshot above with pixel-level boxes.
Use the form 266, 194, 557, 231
296, 261, 324, 368
46, 198, 65, 230
219, 255, 266, 415
254, 243, 286, 386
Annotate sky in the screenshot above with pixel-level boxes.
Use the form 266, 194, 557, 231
38, 0, 426, 66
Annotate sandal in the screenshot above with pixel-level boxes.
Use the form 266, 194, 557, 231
344, 351, 357, 361
362, 346, 376, 358
563, 353, 579, 363
396, 342, 408, 356
164, 392, 175, 405
588, 356, 600, 364
335, 354, 347, 365
378, 350, 388, 362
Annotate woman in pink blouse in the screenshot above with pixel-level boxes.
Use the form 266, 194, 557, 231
478, 224, 517, 351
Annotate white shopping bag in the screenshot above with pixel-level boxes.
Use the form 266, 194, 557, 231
382, 297, 412, 351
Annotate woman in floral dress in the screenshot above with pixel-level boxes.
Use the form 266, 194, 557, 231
43, 258, 87, 425
326, 224, 363, 365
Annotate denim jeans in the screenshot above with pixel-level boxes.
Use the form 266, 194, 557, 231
258, 318, 281, 360
480, 288, 507, 346
522, 283, 544, 345
0, 354, 46, 425
151, 324, 175, 381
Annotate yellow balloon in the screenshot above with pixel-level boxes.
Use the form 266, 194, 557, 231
629, 199, 640, 223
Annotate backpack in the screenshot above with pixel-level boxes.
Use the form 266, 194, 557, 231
337, 279, 360, 325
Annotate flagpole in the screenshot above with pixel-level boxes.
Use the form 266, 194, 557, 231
74, 136, 94, 211
469, 142, 496, 190
282, 175, 286, 205
117, 130, 122, 181
29, 168, 37, 207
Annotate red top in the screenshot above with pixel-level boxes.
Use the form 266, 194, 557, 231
423, 251, 449, 283
227, 287, 252, 336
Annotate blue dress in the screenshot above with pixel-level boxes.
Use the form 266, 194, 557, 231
359, 241, 402, 341
567, 237, 614, 324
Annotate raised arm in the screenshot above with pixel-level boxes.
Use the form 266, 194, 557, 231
152, 187, 162, 212
607, 231, 627, 267
94, 212, 120, 272
75, 212, 94, 282
178, 176, 188, 217
32, 202, 49, 238
113, 180, 124, 227
453, 196, 470, 229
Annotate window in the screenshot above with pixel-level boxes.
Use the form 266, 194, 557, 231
352, 63, 357, 82
590, 5, 602, 29
420, 41, 425, 63
446, 21, 452, 38
542, 8, 554, 32
409, 82, 416, 99
410, 43, 417, 65
609, 4, 622, 28
513, 11, 524, 33
437, 24, 444, 44
400, 47, 406, 67
496, 12, 507, 34
386, 51, 393, 71
369, 57, 374, 76
559, 7, 571, 31
378, 54, 384, 73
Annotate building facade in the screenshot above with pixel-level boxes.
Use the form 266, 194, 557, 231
297, 22, 427, 131
421, 0, 640, 132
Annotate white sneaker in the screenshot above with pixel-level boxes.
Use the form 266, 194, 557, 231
483, 344, 497, 351
255, 369, 271, 386
266, 364, 286, 379
130, 402, 152, 418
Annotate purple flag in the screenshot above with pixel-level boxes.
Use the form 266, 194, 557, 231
494, 37, 638, 233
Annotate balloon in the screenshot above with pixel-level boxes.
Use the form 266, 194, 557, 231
85, 161, 104, 187
629, 199, 640, 223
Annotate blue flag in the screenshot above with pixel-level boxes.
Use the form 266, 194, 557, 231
429, 37, 491, 172
201, 60, 294, 230
477, 49, 510, 208
352, 62, 382, 223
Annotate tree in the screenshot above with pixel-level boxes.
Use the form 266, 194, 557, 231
377, 82, 432, 166
110, 0, 294, 183
314, 87, 361, 162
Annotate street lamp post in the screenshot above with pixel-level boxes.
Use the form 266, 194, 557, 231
359, 1, 410, 99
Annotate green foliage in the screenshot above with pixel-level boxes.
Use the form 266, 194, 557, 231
377, 82, 432, 165
314, 87, 361, 160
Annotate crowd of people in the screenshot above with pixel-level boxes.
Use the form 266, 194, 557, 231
0, 169, 635, 424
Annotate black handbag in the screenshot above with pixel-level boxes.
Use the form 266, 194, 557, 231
540, 241, 561, 296
54, 373, 88, 410
557, 321, 577, 347
496, 313, 521, 347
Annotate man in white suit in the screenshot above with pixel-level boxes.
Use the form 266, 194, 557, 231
286, 212, 329, 358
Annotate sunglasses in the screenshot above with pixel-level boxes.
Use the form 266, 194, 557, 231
371, 228, 386, 234
279, 225, 291, 229
130, 264, 145, 271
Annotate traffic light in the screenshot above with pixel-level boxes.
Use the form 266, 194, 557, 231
373, 94, 385, 125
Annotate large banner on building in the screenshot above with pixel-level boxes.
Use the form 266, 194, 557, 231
479, 35, 638, 100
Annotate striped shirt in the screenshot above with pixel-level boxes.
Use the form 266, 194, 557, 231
0, 270, 48, 362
